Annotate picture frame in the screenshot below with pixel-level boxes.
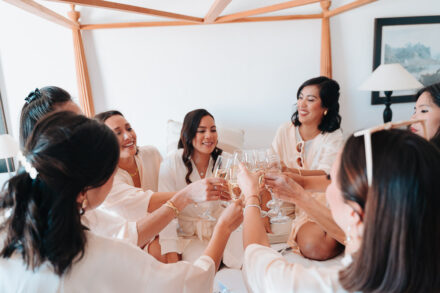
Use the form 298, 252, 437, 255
371, 15, 440, 105
0, 90, 15, 173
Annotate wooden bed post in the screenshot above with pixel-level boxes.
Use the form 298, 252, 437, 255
68, 5, 95, 117
320, 0, 332, 78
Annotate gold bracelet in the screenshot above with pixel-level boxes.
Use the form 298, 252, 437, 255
164, 200, 179, 218
245, 195, 261, 205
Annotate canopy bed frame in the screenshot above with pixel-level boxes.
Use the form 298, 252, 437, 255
4, 0, 376, 116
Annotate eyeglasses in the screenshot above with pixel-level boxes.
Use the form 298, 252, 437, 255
296, 140, 305, 168
353, 119, 427, 186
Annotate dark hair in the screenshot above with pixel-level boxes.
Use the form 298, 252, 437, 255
178, 109, 222, 184
19, 86, 73, 147
338, 129, 440, 292
94, 110, 124, 123
0, 112, 119, 276
415, 82, 440, 140
291, 76, 341, 133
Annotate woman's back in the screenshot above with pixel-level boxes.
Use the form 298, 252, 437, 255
0, 231, 215, 293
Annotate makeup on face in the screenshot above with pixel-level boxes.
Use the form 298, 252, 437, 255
297, 85, 326, 126
192, 115, 218, 155
104, 115, 137, 158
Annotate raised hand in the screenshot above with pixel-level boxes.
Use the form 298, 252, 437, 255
264, 172, 305, 204
236, 163, 261, 200
183, 177, 231, 203
216, 199, 244, 234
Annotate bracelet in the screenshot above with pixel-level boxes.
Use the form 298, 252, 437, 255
164, 200, 179, 218
245, 195, 261, 205
244, 204, 261, 214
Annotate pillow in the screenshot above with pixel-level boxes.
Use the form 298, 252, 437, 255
166, 119, 244, 155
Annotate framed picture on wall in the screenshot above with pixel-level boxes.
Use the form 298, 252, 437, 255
0, 90, 15, 173
371, 15, 440, 105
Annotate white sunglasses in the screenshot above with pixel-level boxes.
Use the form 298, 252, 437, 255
353, 119, 427, 186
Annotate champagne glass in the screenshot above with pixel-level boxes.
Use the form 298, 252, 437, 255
213, 154, 233, 207
266, 153, 290, 223
243, 149, 257, 171
227, 152, 243, 201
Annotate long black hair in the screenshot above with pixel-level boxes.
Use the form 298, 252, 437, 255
0, 112, 119, 276
291, 76, 341, 133
19, 86, 74, 147
178, 109, 222, 184
338, 129, 440, 292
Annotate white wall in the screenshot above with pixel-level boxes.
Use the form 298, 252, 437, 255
0, 0, 438, 163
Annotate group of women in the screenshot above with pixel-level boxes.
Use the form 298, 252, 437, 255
0, 77, 439, 292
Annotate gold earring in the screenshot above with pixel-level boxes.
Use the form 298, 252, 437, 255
80, 198, 88, 215
324, 110, 328, 116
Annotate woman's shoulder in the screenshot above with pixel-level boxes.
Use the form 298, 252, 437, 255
138, 145, 162, 158
163, 148, 184, 162
320, 129, 343, 141
277, 121, 295, 132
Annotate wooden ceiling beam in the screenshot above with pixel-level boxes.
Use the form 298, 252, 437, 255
4, 0, 79, 29
204, 0, 232, 24
80, 14, 323, 30
324, 0, 377, 17
81, 21, 196, 30
215, 0, 321, 23
233, 14, 322, 22
44, 0, 204, 23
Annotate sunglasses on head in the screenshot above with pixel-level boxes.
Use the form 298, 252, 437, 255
353, 119, 427, 186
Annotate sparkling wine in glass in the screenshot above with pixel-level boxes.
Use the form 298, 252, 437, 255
266, 153, 290, 223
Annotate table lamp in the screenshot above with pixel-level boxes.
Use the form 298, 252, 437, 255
359, 63, 423, 122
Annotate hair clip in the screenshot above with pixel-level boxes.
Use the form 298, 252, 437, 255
24, 88, 42, 104
17, 151, 39, 179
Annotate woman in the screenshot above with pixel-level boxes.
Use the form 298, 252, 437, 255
411, 82, 440, 144
158, 109, 241, 267
0, 112, 243, 292
272, 76, 344, 260
95, 110, 231, 263
21, 100, 227, 259
239, 128, 440, 292
19, 86, 81, 147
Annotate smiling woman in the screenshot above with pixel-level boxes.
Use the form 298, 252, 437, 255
158, 109, 243, 267
271, 76, 344, 261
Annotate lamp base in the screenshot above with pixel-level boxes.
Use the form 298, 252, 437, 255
383, 91, 393, 123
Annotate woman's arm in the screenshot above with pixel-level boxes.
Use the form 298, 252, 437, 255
284, 172, 330, 192
264, 173, 345, 244
237, 164, 270, 248
203, 200, 243, 270
137, 178, 230, 247
285, 167, 326, 176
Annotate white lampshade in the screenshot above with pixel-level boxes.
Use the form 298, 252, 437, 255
0, 134, 19, 159
359, 63, 423, 91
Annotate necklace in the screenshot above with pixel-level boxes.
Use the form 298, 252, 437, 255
128, 167, 138, 177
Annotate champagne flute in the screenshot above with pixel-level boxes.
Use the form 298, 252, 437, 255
227, 151, 243, 201
213, 154, 232, 207
266, 153, 290, 223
